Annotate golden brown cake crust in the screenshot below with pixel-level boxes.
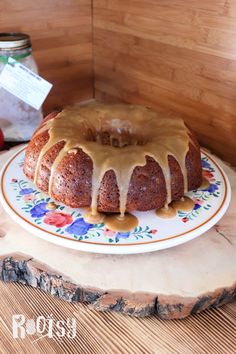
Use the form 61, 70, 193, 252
23, 111, 202, 212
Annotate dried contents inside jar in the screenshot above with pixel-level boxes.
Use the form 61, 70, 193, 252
0, 33, 43, 141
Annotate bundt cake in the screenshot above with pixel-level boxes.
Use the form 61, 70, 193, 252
23, 102, 202, 224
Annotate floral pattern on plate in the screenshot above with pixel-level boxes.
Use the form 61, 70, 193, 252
178, 156, 221, 222
8, 154, 222, 244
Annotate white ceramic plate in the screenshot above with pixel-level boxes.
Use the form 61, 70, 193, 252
0, 147, 231, 254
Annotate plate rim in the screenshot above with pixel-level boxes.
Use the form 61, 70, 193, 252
0, 146, 231, 254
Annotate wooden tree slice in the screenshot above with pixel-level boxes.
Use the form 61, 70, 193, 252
0, 147, 235, 319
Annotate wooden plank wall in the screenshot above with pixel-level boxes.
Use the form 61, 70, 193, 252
0, 0, 93, 113
93, 0, 236, 165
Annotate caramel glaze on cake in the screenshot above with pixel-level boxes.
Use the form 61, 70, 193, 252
23, 102, 202, 226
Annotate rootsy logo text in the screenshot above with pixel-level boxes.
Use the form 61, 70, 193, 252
12, 314, 77, 339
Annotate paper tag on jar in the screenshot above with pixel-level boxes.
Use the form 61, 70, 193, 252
0, 57, 52, 110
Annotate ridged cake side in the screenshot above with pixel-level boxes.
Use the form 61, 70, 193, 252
23, 112, 202, 212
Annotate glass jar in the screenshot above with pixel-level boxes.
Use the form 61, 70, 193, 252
0, 33, 43, 141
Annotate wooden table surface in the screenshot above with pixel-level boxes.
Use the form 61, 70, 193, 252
0, 280, 235, 354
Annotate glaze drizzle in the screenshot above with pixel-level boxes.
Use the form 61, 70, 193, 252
33, 102, 193, 221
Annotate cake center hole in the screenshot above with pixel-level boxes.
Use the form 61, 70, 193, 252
86, 119, 147, 147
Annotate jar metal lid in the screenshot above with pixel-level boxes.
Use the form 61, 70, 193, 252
0, 33, 31, 50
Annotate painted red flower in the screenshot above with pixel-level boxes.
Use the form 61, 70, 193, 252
182, 217, 189, 223
203, 170, 215, 181
150, 229, 157, 234
11, 178, 18, 183
103, 228, 116, 238
24, 194, 35, 202
192, 198, 203, 205
43, 212, 73, 228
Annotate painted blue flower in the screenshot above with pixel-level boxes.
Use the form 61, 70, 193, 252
194, 203, 201, 210
203, 183, 218, 193
201, 159, 211, 169
30, 202, 48, 217
19, 188, 34, 195
115, 232, 130, 242
66, 218, 93, 236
